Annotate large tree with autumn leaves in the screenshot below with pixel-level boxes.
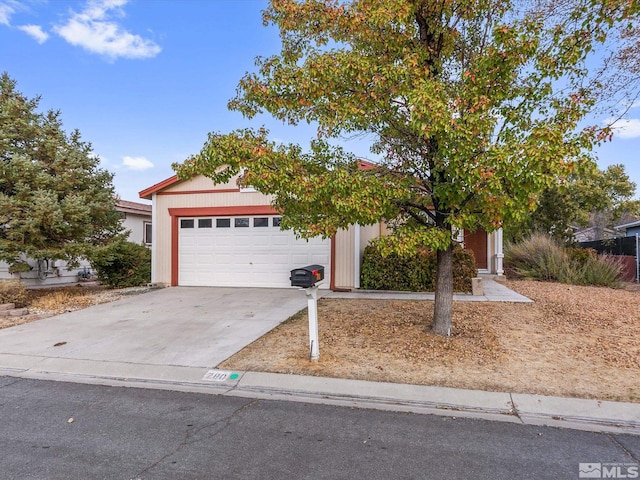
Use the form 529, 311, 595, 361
176, 0, 640, 336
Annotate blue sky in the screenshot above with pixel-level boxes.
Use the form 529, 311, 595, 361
1, 0, 639, 203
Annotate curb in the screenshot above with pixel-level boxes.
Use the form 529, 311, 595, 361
2, 364, 638, 436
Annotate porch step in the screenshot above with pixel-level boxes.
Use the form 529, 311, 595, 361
0, 303, 16, 311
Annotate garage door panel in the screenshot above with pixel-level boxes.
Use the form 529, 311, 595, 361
215, 255, 235, 265
270, 236, 290, 245
215, 236, 235, 247
181, 237, 196, 248
251, 234, 273, 246
234, 236, 252, 247
292, 254, 312, 264
196, 237, 215, 248
179, 215, 330, 288
253, 254, 284, 264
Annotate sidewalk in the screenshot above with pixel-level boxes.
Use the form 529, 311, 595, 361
323, 277, 533, 303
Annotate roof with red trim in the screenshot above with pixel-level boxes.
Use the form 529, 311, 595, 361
140, 160, 378, 200
139, 175, 180, 200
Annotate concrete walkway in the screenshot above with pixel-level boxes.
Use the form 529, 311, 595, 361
324, 277, 532, 302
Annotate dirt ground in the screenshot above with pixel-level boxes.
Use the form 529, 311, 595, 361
219, 280, 640, 402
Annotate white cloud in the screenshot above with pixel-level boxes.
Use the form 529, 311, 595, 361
18, 24, 48, 43
122, 156, 154, 171
0, 1, 16, 26
53, 0, 161, 60
606, 118, 640, 139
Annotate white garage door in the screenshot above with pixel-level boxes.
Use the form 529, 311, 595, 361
178, 215, 331, 288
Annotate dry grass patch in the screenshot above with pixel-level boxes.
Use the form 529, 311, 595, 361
29, 288, 102, 314
220, 280, 640, 402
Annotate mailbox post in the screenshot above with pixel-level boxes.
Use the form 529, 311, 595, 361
290, 265, 324, 362
305, 286, 320, 361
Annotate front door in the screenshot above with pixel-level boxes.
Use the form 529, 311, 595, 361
464, 228, 488, 270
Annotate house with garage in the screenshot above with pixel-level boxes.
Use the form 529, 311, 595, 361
140, 173, 504, 290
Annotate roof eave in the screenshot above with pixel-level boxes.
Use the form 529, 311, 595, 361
614, 220, 640, 230
139, 175, 180, 200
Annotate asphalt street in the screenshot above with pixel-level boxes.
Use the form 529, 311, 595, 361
1, 377, 639, 480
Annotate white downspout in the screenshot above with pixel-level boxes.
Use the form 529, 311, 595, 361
354, 224, 361, 289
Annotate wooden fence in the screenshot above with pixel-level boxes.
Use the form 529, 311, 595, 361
579, 236, 639, 282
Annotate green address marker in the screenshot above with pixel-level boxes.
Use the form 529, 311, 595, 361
229, 373, 240, 380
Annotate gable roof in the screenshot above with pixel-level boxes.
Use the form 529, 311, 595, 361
139, 175, 181, 200
615, 219, 640, 230
117, 200, 152, 215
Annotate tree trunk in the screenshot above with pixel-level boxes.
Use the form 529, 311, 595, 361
432, 243, 454, 337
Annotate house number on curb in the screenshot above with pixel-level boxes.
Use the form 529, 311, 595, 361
202, 370, 240, 382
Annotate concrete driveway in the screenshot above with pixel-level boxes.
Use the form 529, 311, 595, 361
0, 287, 309, 385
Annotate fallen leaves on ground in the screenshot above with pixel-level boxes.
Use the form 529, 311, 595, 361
220, 280, 640, 402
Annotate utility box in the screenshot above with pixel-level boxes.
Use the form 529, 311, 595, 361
290, 265, 324, 288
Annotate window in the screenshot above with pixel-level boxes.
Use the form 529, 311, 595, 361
198, 218, 212, 228
144, 222, 152, 245
272, 217, 282, 227
216, 218, 231, 228
180, 219, 194, 229
254, 217, 269, 227
234, 217, 250, 228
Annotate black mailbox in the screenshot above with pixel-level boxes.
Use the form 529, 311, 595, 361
290, 264, 324, 288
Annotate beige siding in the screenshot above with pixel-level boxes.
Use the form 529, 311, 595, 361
160, 191, 272, 209
154, 193, 172, 284
333, 223, 383, 290
360, 224, 380, 252
164, 175, 237, 192
333, 227, 354, 289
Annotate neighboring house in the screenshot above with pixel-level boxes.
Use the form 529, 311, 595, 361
572, 225, 618, 243
117, 200, 152, 246
0, 258, 89, 288
615, 219, 640, 237
139, 174, 504, 290
0, 200, 152, 287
